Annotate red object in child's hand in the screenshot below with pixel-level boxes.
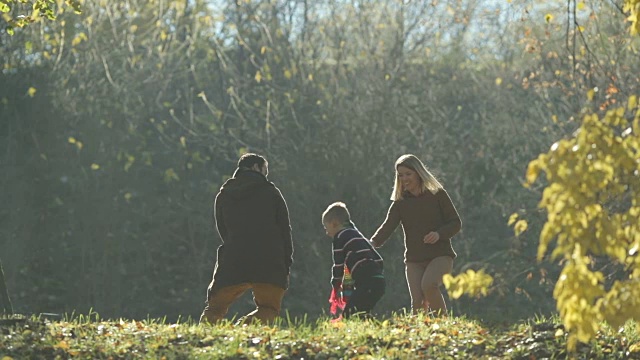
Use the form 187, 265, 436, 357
329, 288, 346, 315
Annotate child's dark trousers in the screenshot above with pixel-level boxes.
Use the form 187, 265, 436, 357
343, 276, 385, 318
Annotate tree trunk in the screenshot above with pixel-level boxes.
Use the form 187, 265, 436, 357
0, 258, 12, 314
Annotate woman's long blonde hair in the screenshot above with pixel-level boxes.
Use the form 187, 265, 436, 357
391, 154, 443, 200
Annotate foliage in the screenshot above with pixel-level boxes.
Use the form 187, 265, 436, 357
0, 0, 81, 34
1, 313, 639, 359
526, 96, 640, 349
1, 0, 640, 325
625, 0, 640, 35
443, 269, 494, 300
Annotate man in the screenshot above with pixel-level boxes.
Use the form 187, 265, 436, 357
200, 153, 293, 324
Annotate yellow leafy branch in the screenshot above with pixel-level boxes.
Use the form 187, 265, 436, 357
525, 95, 640, 350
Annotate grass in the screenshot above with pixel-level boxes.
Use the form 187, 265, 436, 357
1, 313, 640, 359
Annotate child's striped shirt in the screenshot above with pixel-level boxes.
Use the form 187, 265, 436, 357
331, 225, 383, 288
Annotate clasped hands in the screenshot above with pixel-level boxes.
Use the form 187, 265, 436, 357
423, 231, 440, 244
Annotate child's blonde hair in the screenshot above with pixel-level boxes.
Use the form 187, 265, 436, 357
322, 202, 351, 224
391, 154, 443, 200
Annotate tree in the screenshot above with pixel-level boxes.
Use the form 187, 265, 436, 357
506, 0, 640, 350
0, 259, 12, 314
526, 96, 640, 350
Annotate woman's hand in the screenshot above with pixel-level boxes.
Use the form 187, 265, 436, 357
423, 231, 440, 244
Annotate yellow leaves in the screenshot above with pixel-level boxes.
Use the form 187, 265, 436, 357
495, 77, 502, 86
179, 136, 186, 148
164, 168, 180, 183
71, 32, 87, 46
55, 340, 70, 349
630, 342, 640, 353
507, 213, 527, 239
283, 69, 292, 79
90, 163, 100, 170
624, 0, 640, 35
514, 220, 528, 236
331, 320, 345, 329
124, 154, 135, 172
68, 137, 83, 150
255, 71, 262, 83
545, 13, 554, 23
530, 92, 640, 350
577, 1, 586, 10
525, 159, 540, 185
443, 269, 494, 299
629, 95, 638, 110
27, 87, 37, 97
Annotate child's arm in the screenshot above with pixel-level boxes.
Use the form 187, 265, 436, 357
329, 238, 347, 315
331, 238, 346, 291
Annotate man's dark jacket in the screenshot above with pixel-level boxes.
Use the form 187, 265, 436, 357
208, 169, 293, 292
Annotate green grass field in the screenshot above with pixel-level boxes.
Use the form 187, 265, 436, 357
1, 313, 639, 359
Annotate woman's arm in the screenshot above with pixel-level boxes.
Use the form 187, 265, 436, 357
370, 202, 401, 247
436, 189, 462, 239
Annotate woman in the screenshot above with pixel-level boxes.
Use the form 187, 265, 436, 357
371, 154, 461, 315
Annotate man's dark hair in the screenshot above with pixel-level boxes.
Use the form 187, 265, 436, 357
237, 153, 267, 169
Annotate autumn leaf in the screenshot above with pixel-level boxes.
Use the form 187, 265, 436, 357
514, 220, 528, 236
164, 168, 180, 182
525, 159, 540, 185
629, 95, 637, 110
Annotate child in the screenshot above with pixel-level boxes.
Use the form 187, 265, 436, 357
322, 202, 385, 318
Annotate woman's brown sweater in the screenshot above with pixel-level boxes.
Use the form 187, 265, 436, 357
371, 189, 461, 262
